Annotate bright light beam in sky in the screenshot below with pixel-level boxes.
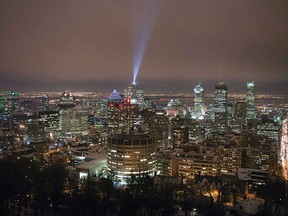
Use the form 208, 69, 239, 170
132, 0, 161, 84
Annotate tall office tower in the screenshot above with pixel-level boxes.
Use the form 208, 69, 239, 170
214, 82, 228, 133
186, 120, 204, 143
58, 90, 76, 108
246, 81, 256, 120
107, 127, 157, 183
192, 83, 205, 120
153, 110, 169, 148
232, 101, 246, 133
165, 99, 184, 120
227, 103, 233, 129
107, 90, 124, 134
0, 95, 5, 120
41, 95, 49, 111
124, 83, 145, 109
281, 118, 288, 180
6, 91, 20, 115
60, 108, 88, 134
27, 118, 46, 143
58, 91, 88, 134
0, 95, 9, 130
107, 90, 139, 134
172, 126, 189, 148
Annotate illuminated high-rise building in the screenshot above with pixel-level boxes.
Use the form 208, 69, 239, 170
107, 89, 139, 134
246, 81, 256, 120
58, 90, 76, 108
107, 90, 124, 134
6, 91, 20, 115
124, 83, 145, 109
214, 82, 228, 133
153, 110, 169, 148
192, 83, 205, 120
58, 91, 88, 134
41, 95, 49, 111
281, 118, 288, 180
0, 95, 5, 122
165, 99, 184, 120
38, 110, 60, 132
232, 101, 246, 133
60, 108, 88, 134
107, 126, 157, 182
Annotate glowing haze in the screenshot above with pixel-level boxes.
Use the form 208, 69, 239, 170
0, 1, 288, 94
132, 0, 161, 85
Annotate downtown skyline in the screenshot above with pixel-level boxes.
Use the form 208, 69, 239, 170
1, 0, 288, 94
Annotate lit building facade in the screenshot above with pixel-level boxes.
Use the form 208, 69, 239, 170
172, 126, 189, 149
165, 99, 184, 120
281, 118, 288, 180
171, 148, 220, 182
58, 91, 88, 134
232, 101, 246, 133
256, 119, 281, 146
192, 83, 205, 120
38, 110, 60, 132
156, 151, 172, 176
58, 90, 76, 108
60, 108, 88, 134
107, 90, 138, 134
107, 90, 124, 134
124, 83, 145, 109
246, 81, 256, 120
153, 110, 169, 148
248, 147, 278, 176
107, 131, 157, 181
221, 147, 243, 174
214, 82, 228, 133
41, 95, 49, 111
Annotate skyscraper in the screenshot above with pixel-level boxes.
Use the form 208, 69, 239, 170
232, 101, 246, 133
107, 90, 124, 134
192, 83, 205, 120
214, 82, 228, 133
246, 81, 256, 120
41, 95, 49, 111
124, 83, 145, 109
107, 89, 139, 134
58, 91, 88, 134
281, 118, 288, 180
107, 130, 157, 182
6, 91, 20, 115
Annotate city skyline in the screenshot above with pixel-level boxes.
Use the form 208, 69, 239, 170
1, 1, 288, 94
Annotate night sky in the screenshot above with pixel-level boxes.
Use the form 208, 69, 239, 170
1, 0, 288, 94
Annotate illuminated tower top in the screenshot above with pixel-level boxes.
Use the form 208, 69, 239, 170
108, 90, 122, 101
246, 81, 256, 120
192, 83, 205, 120
58, 90, 76, 108
124, 83, 145, 108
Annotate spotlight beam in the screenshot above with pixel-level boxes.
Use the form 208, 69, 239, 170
132, 0, 161, 84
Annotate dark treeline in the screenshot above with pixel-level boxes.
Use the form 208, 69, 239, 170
0, 158, 287, 216
0, 158, 217, 216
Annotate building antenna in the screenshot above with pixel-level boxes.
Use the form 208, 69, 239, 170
218, 65, 222, 83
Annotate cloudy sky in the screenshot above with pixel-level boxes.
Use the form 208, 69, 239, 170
0, 0, 288, 94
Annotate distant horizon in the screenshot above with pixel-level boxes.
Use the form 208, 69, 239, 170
1, 1, 288, 97
0, 79, 287, 96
